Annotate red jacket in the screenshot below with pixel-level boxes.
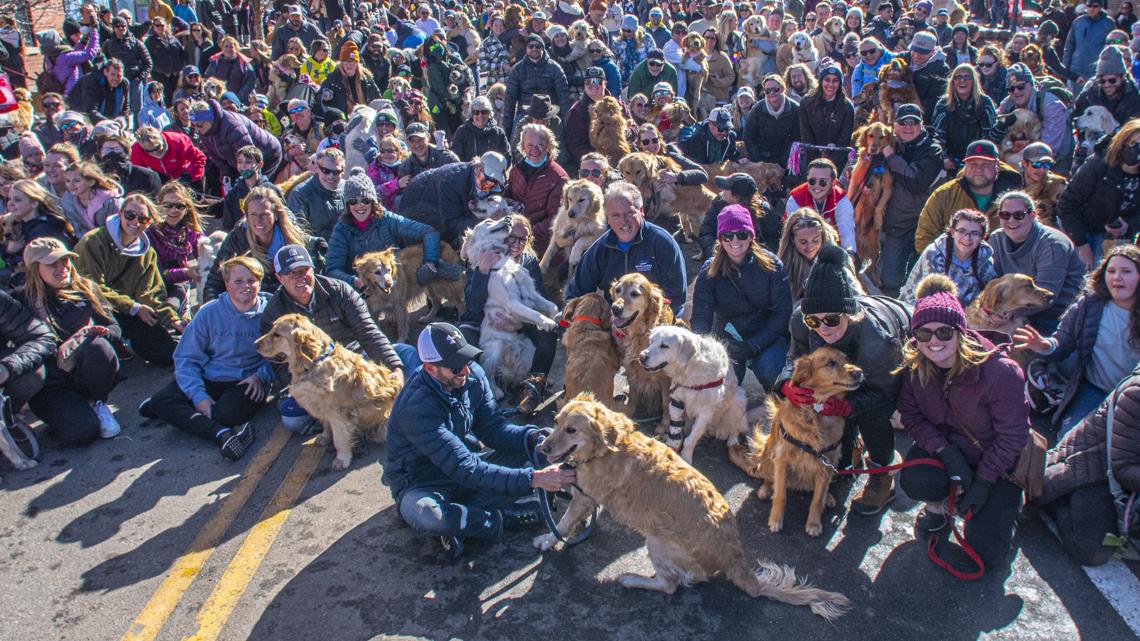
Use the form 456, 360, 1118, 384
129, 130, 207, 182
507, 160, 569, 254
897, 330, 1031, 483
787, 182, 845, 228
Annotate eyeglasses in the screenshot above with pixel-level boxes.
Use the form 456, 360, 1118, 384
1008, 83, 1028, 92
998, 208, 1029, 220
807, 177, 831, 186
763, 86, 782, 94
845, 52, 859, 59
1099, 76, 1121, 85
507, 234, 528, 245
288, 105, 308, 114
1108, 37, 1127, 45
346, 197, 374, 206
1028, 160, 1053, 170
472, 109, 491, 115
719, 231, 751, 242
161, 201, 188, 210
803, 314, 843, 329
42, 101, 61, 109
579, 168, 604, 178
588, 48, 603, 54
952, 75, 971, 82
953, 228, 982, 239
318, 165, 343, 176
526, 43, 543, 49
639, 136, 659, 145
913, 326, 957, 342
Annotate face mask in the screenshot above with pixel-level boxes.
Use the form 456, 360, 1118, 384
523, 155, 548, 167
1124, 144, 1140, 166
239, 168, 259, 179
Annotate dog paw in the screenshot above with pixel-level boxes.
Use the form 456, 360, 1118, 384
756, 485, 772, 500
768, 518, 783, 533
806, 522, 823, 537
532, 533, 559, 551
617, 573, 643, 588
331, 453, 352, 471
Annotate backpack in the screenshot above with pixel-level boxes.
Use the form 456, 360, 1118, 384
1036, 75, 1074, 111
36, 59, 66, 96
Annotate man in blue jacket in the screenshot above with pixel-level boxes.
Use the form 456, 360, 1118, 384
383, 323, 574, 559
1063, 0, 1116, 83
565, 181, 687, 316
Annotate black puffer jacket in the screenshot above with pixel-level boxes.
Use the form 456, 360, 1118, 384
145, 33, 185, 79
318, 68, 382, 115
679, 122, 739, 163
0, 288, 55, 381
691, 250, 792, 358
930, 93, 1007, 161
1058, 136, 1140, 247
798, 91, 855, 171
450, 120, 509, 162
502, 52, 571, 137
104, 33, 153, 80
397, 161, 481, 247
744, 96, 800, 165
882, 128, 944, 235
1043, 295, 1109, 427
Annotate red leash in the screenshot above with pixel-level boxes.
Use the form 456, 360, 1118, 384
835, 457, 986, 580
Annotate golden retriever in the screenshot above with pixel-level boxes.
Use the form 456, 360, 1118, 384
729, 347, 864, 537
353, 244, 466, 343
1001, 108, 1043, 165
681, 34, 709, 115
539, 179, 607, 275
589, 95, 632, 167
534, 394, 851, 620
790, 31, 820, 73
610, 273, 675, 434
848, 122, 895, 285
876, 58, 921, 125
563, 20, 594, 72
561, 293, 619, 408
618, 152, 716, 242
814, 17, 845, 57
639, 325, 751, 463
965, 273, 1054, 334
653, 101, 698, 144
255, 314, 402, 470
2, 214, 24, 256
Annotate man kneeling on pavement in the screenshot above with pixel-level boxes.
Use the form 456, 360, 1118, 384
383, 322, 575, 559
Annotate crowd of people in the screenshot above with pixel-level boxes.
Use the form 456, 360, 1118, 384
0, 0, 1137, 573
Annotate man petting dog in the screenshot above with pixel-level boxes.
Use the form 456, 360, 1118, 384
384, 322, 574, 559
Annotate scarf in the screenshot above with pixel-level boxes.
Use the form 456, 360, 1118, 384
764, 95, 787, 117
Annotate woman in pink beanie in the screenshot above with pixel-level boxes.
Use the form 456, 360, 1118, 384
895, 273, 1031, 574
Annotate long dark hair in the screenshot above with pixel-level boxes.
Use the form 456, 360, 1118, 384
942, 209, 988, 282
1087, 244, 1140, 349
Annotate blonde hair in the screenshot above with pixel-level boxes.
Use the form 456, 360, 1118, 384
122, 193, 160, 224
136, 125, 163, 148
1107, 118, 1140, 168
778, 207, 840, 300
23, 249, 113, 336
379, 134, 409, 162
221, 254, 265, 281
506, 213, 536, 257
943, 63, 982, 111
515, 122, 560, 161
895, 275, 993, 386
10, 179, 70, 235
156, 182, 204, 232
242, 186, 307, 264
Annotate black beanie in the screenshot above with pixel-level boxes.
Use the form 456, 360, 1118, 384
801, 245, 858, 316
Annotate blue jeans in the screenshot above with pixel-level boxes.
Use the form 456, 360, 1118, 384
1086, 232, 1106, 265
879, 229, 918, 298
733, 340, 787, 391
1058, 378, 1110, 438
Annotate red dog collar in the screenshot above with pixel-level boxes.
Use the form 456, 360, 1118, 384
559, 316, 604, 328
674, 378, 724, 391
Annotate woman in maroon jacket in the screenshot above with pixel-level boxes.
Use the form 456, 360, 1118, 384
896, 274, 1031, 573
506, 122, 568, 255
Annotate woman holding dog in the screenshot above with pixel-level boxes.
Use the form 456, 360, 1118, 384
1015, 245, 1140, 437
900, 209, 998, 306
930, 64, 1009, 170
798, 62, 855, 174
779, 245, 911, 515
146, 182, 205, 318
326, 168, 451, 289
691, 205, 790, 390
896, 274, 1030, 573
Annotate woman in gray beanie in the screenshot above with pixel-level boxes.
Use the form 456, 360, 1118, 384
325, 167, 462, 288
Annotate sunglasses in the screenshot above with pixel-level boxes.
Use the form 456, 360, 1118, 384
640, 136, 659, 145
763, 86, 782, 94
953, 75, 971, 82
978, 61, 996, 69
804, 314, 843, 329
526, 44, 543, 49
807, 177, 831, 186
1108, 38, 1127, 45
161, 201, 188, 210
1028, 160, 1053, 170
860, 49, 876, 56
1008, 83, 1028, 92
588, 48, 603, 54
1099, 76, 1121, 85
379, 147, 398, 153
648, 60, 664, 67
585, 78, 603, 85
719, 231, 751, 242
288, 105, 308, 114
318, 165, 343, 176
472, 109, 491, 115
998, 209, 1029, 220
653, 89, 671, 96
43, 102, 61, 109
346, 197, 374, 206
913, 326, 957, 342
579, 168, 604, 178
59, 121, 81, 131
121, 210, 148, 222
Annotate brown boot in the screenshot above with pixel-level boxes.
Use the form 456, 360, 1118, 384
517, 375, 547, 416
851, 471, 896, 515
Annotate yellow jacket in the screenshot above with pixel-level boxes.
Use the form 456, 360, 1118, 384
300, 57, 335, 86
914, 162, 1024, 253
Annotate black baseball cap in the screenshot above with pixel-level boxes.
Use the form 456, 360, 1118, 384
417, 322, 482, 369
714, 173, 758, 199
894, 103, 923, 124
963, 139, 999, 162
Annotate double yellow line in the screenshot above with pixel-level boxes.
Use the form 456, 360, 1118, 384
122, 426, 323, 641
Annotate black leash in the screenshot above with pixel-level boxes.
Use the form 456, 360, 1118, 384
536, 463, 599, 546
779, 426, 843, 473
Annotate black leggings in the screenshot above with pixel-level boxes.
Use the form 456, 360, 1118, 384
27, 338, 120, 447
116, 312, 178, 367
899, 445, 1023, 571
148, 378, 267, 442
1045, 483, 1119, 567
460, 323, 558, 378
845, 403, 897, 466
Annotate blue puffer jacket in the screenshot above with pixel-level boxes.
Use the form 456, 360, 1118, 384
1063, 13, 1116, 80
565, 220, 687, 316
851, 50, 893, 98
382, 363, 538, 498
325, 212, 441, 285
690, 251, 792, 356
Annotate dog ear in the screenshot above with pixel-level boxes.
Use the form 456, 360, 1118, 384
791, 354, 814, 387
291, 321, 325, 366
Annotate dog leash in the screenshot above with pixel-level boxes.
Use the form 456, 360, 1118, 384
536, 464, 599, 546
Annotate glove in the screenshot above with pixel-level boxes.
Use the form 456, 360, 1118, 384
958, 478, 992, 517
435, 259, 464, 281
818, 396, 852, 417
415, 262, 438, 285
353, 135, 380, 165
937, 444, 973, 491
725, 339, 754, 364
780, 380, 815, 407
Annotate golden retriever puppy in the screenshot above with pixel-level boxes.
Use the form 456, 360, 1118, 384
353, 244, 466, 343
639, 325, 750, 463
534, 394, 851, 620
610, 273, 675, 434
965, 273, 1054, 334
848, 122, 895, 284
1001, 108, 1043, 165
589, 96, 632, 167
561, 293, 619, 408
730, 347, 864, 536
563, 20, 593, 72
255, 315, 402, 470
618, 152, 716, 241
876, 58, 920, 125
539, 179, 606, 274
654, 101, 697, 144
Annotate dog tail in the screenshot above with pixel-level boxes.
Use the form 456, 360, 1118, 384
728, 419, 769, 478
728, 561, 851, 621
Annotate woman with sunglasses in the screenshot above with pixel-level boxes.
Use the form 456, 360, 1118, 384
146, 182, 205, 316
780, 244, 912, 515
327, 168, 451, 289
628, 92, 651, 126
691, 205, 790, 390
849, 37, 891, 100
896, 274, 1030, 572
74, 194, 184, 366
976, 45, 1009, 105
615, 17, 654, 88
451, 95, 510, 163
900, 208, 998, 305
1016, 244, 1140, 437
60, 160, 122, 240
702, 28, 736, 107
634, 123, 709, 191
19, 237, 123, 444
930, 64, 1008, 171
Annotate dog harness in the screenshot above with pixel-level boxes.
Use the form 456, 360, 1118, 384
779, 425, 843, 473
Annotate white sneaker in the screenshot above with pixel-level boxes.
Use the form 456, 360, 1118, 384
93, 401, 121, 438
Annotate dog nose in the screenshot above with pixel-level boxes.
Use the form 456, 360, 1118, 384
610, 304, 621, 316
851, 369, 864, 385
539, 441, 551, 455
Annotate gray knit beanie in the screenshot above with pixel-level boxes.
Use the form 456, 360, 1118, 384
343, 167, 378, 203
1097, 45, 1128, 77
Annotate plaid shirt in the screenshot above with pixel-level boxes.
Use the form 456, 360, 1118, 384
478, 36, 511, 87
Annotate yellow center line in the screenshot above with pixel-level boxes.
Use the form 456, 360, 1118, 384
182, 437, 324, 641
121, 425, 293, 641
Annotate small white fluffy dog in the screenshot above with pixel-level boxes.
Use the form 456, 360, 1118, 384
791, 32, 820, 73
460, 218, 560, 399
639, 325, 750, 463
196, 231, 227, 305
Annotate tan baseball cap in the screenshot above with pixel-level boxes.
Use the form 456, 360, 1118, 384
23, 237, 77, 265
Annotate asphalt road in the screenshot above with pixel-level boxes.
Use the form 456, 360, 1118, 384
1, 351, 1138, 641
